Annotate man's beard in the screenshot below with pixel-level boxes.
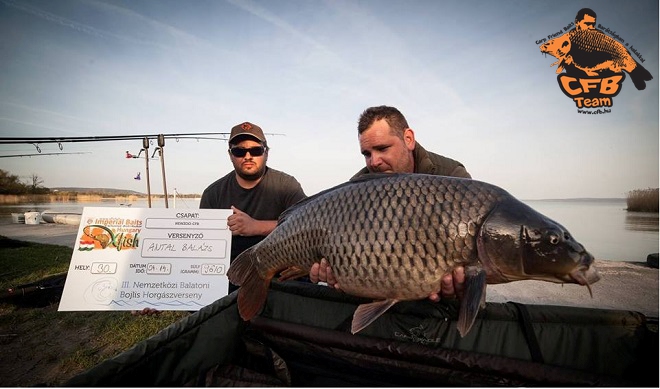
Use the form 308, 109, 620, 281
236, 165, 266, 181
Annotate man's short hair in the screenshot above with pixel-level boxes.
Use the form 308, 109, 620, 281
357, 105, 409, 138
575, 8, 596, 23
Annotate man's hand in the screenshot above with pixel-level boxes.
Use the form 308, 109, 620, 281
309, 261, 466, 301
309, 258, 340, 289
227, 206, 256, 236
131, 307, 161, 316
228, 206, 277, 236
427, 266, 465, 302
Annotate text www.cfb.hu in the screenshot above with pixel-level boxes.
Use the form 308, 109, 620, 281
577, 108, 612, 114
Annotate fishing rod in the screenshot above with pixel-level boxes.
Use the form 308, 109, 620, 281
0, 132, 233, 145
0, 152, 92, 158
1, 131, 283, 209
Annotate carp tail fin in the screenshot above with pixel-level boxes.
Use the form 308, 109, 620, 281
227, 247, 272, 321
630, 63, 653, 90
351, 299, 398, 334
457, 266, 487, 337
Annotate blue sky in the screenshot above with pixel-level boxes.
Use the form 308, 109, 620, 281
1, 0, 658, 199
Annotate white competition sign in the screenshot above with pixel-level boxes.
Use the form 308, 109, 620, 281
58, 207, 232, 311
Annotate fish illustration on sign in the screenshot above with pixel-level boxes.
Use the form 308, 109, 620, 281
82, 225, 113, 249
540, 28, 653, 90
227, 173, 600, 338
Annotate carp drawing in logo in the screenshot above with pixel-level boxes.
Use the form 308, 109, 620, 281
78, 224, 139, 251
539, 8, 653, 112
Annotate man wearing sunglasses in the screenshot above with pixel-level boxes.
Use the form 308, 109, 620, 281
309, 105, 471, 301
200, 121, 307, 293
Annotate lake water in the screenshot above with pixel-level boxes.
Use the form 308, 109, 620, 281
523, 199, 658, 262
0, 198, 657, 263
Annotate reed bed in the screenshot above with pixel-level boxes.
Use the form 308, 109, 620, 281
627, 188, 659, 212
114, 194, 141, 203
0, 194, 103, 204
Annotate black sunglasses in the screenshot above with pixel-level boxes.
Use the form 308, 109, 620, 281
229, 146, 266, 158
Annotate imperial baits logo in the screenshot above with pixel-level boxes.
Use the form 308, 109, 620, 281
538, 8, 653, 114
78, 217, 141, 251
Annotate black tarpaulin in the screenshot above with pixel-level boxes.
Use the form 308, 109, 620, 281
66, 281, 658, 387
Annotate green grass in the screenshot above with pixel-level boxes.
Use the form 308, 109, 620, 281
0, 235, 189, 386
56, 310, 189, 370
0, 236, 72, 290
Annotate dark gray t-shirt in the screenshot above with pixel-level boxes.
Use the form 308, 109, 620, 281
199, 167, 306, 261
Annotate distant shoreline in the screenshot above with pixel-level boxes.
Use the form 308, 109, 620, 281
524, 198, 626, 202
0, 192, 201, 205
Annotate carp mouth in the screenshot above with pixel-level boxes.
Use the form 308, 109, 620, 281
568, 259, 600, 298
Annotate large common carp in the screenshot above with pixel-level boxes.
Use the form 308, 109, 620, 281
228, 174, 600, 337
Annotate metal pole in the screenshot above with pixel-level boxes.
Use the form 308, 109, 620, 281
158, 134, 168, 208
143, 137, 152, 208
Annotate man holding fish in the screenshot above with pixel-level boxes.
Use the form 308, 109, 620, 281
200, 121, 307, 294
228, 105, 599, 336
309, 105, 471, 300
133, 121, 306, 315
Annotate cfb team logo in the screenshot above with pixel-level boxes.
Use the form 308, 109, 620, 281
538, 8, 653, 113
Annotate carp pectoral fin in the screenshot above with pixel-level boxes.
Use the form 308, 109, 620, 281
457, 266, 487, 338
351, 299, 399, 334
278, 266, 309, 281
